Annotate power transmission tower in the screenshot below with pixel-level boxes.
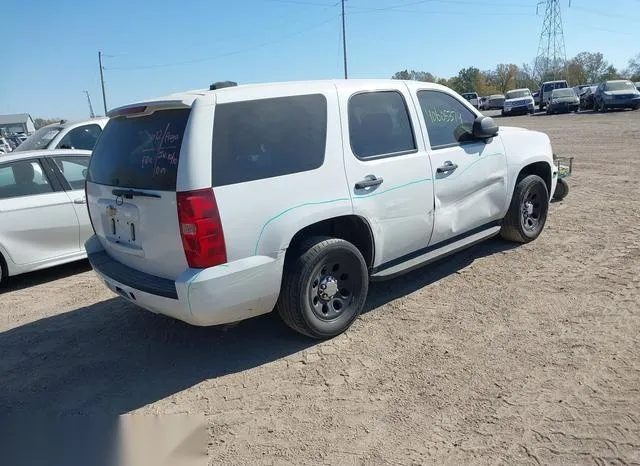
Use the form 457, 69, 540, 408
83, 90, 96, 118
534, 0, 568, 82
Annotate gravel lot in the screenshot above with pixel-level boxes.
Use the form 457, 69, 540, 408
1, 109, 639, 465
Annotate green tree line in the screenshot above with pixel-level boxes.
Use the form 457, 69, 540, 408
393, 52, 640, 95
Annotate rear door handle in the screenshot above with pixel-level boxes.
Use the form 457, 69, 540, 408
436, 162, 458, 174
355, 176, 384, 189
73, 198, 87, 204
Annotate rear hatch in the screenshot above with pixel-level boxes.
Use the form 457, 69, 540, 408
86, 107, 191, 280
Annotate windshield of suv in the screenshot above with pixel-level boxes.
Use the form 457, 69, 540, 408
14, 125, 63, 151
87, 109, 190, 190
552, 89, 575, 98
605, 81, 635, 91
506, 90, 531, 99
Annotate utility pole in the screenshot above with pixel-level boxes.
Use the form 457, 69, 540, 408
84, 90, 95, 119
341, 0, 348, 79
98, 51, 108, 115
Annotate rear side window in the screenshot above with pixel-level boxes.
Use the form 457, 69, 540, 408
87, 109, 189, 190
212, 94, 327, 187
348, 91, 416, 159
53, 156, 90, 190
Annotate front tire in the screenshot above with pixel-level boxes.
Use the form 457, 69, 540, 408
277, 237, 369, 339
500, 174, 549, 243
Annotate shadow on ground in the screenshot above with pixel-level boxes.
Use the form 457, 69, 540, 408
1, 260, 92, 293
0, 239, 516, 417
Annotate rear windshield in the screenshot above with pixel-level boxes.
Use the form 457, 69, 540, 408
87, 109, 190, 190
211, 94, 327, 187
14, 125, 62, 151
552, 89, 575, 98
543, 82, 567, 92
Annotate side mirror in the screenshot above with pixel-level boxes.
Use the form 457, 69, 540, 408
472, 116, 499, 140
82, 169, 88, 178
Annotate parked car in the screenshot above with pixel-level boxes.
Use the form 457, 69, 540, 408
546, 88, 580, 114
0, 149, 92, 283
461, 92, 479, 108
594, 80, 640, 112
484, 94, 505, 110
636, 82, 640, 91
502, 88, 535, 116
478, 96, 488, 109
84, 79, 558, 339
539, 80, 568, 111
579, 85, 598, 111
14, 117, 109, 152
533, 90, 540, 106
574, 84, 592, 97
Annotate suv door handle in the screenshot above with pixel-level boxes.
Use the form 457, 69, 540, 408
73, 197, 87, 204
355, 176, 384, 189
436, 162, 458, 174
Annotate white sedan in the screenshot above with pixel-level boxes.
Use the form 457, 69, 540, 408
0, 149, 93, 283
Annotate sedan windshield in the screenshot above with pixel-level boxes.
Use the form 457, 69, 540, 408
605, 81, 635, 91
552, 89, 575, 98
506, 90, 531, 99
14, 125, 63, 151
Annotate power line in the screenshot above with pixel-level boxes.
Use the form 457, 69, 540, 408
346, 0, 533, 13
105, 15, 340, 71
571, 5, 640, 22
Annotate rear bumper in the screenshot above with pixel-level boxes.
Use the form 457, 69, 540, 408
85, 236, 283, 326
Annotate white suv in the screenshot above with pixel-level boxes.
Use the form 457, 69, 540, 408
85, 79, 558, 339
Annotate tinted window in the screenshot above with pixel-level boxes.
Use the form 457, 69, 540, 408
212, 94, 327, 187
56, 124, 102, 150
0, 160, 53, 199
88, 109, 190, 190
348, 91, 416, 159
417, 91, 476, 149
53, 156, 90, 190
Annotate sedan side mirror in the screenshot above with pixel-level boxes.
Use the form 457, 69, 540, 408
472, 116, 499, 140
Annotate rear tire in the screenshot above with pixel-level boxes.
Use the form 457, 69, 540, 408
277, 237, 369, 339
500, 175, 549, 243
0, 253, 7, 286
553, 178, 569, 201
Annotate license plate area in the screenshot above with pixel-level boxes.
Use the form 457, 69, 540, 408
100, 200, 141, 247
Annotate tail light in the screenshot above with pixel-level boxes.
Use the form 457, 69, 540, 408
177, 188, 227, 268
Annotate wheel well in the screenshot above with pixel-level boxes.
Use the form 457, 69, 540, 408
517, 161, 552, 194
286, 216, 375, 269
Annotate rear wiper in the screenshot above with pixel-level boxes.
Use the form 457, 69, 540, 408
111, 188, 161, 199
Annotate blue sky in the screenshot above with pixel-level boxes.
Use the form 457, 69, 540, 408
2, 0, 638, 120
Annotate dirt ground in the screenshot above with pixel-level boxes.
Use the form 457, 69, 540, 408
1, 109, 639, 465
